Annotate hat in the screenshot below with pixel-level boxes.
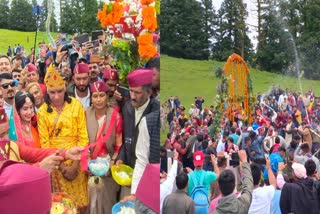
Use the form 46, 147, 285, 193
193, 151, 205, 166
73, 63, 89, 74
44, 64, 65, 90
0, 161, 51, 214
90, 81, 107, 93
136, 164, 160, 213
27, 63, 37, 73
247, 127, 253, 131
292, 162, 307, 179
126, 69, 153, 87
89, 55, 102, 64
0, 108, 7, 124
103, 68, 119, 81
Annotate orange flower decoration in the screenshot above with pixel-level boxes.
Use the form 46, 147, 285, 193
97, 2, 124, 28
138, 33, 157, 59
140, 0, 154, 4
137, 33, 153, 46
142, 6, 158, 32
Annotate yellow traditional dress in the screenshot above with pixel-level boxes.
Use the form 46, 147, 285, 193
37, 97, 89, 208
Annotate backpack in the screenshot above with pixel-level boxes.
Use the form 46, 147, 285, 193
190, 171, 209, 214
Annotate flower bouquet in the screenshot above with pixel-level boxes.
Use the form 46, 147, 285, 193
97, 0, 159, 84
51, 192, 77, 214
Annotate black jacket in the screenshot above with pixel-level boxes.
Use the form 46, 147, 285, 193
117, 98, 159, 168
280, 178, 319, 214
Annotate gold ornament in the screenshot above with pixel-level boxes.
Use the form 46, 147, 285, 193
44, 64, 65, 90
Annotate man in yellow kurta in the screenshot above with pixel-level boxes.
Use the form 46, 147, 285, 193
37, 65, 89, 213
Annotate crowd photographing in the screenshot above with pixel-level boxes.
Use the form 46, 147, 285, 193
161, 89, 320, 214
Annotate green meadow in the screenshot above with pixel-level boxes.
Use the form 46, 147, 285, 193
0, 29, 58, 54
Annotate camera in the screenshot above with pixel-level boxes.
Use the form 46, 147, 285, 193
61, 43, 78, 60
229, 152, 240, 167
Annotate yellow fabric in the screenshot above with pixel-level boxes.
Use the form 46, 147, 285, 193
296, 110, 302, 124
44, 64, 65, 90
5, 141, 22, 162
37, 97, 89, 207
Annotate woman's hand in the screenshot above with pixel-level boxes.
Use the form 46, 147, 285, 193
39, 154, 64, 173
65, 146, 84, 161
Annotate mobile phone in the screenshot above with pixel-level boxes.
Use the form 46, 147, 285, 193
117, 85, 130, 99
92, 30, 104, 41
167, 151, 174, 158
91, 40, 100, 48
74, 34, 89, 46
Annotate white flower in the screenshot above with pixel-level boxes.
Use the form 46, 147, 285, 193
124, 17, 134, 28
103, 0, 111, 5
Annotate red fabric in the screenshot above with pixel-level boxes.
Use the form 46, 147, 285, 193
103, 68, 119, 81
18, 143, 56, 163
0, 161, 51, 214
126, 69, 153, 87
81, 106, 120, 171
90, 81, 108, 93
136, 164, 160, 213
74, 63, 89, 74
27, 63, 37, 72
39, 83, 46, 96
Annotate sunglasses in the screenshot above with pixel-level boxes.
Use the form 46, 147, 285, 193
1, 81, 16, 89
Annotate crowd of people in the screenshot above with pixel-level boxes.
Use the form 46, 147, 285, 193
160, 88, 320, 213
0, 31, 160, 214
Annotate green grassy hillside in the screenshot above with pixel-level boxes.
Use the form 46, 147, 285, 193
160, 54, 320, 107
0, 29, 58, 54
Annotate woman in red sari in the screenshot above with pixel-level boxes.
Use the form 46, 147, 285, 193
85, 81, 122, 214
9, 91, 40, 148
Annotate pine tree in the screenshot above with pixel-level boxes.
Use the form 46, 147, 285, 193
299, 0, 320, 79
255, 1, 294, 73
80, 0, 101, 33
212, 0, 253, 62
160, 0, 210, 59
9, 0, 35, 31
0, 0, 10, 29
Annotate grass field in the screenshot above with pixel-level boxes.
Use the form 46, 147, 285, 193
160, 54, 320, 106
0, 29, 58, 55
160, 54, 320, 141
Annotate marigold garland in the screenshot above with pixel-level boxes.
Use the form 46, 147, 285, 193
142, 6, 158, 32
97, 2, 124, 28
140, 0, 154, 4
138, 33, 157, 59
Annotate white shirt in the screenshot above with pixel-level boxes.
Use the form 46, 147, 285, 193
248, 185, 275, 214
131, 117, 150, 195
3, 100, 13, 118
216, 136, 225, 153
75, 88, 90, 109
135, 98, 150, 126
160, 160, 178, 214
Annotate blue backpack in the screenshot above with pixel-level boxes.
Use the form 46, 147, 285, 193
190, 171, 209, 214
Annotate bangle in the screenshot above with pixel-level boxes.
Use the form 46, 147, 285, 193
60, 150, 67, 161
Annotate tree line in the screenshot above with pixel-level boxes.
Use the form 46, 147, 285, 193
0, 0, 101, 35
161, 0, 320, 80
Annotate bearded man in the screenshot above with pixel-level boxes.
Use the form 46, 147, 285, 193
67, 63, 90, 109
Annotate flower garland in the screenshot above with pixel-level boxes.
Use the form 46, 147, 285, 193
97, 0, 125, 28
137, 33, 157, 59
138, 0, 158, 60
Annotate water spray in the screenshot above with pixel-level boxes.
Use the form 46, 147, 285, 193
46, 0, 56, 50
